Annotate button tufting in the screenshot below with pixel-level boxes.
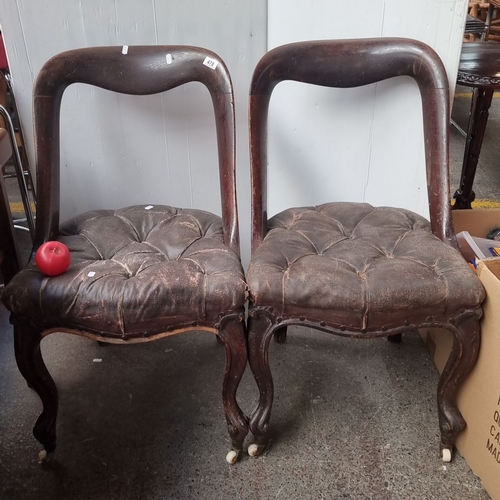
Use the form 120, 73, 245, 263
1, 205, 247, 337
247, 201, 485, 330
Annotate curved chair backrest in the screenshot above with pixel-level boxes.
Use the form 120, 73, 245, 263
33, 45, 239, 256
249, 38, 451, 253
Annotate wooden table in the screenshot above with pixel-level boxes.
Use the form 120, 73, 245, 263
453, 41, 500, 209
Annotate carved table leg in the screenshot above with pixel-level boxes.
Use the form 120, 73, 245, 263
453, 88, 494, 210
247, 311, 275, 457
12, 317, 58, 462
218, 315, 249, 464
437, 312, 481, 462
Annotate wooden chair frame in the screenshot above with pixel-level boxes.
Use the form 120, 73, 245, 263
4, 46, 248, 464
246, 38, 482, 462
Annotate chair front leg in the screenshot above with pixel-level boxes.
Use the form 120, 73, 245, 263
247, 310, 275, 457
12, 316, 58, 463
217, 314, 249, 464
437, 311, 481, 462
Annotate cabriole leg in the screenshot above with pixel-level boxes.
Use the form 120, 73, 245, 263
218, 316, 249, 464
247, 311, 275, 458
12, 317, 58, 463
437, 313, 481, 462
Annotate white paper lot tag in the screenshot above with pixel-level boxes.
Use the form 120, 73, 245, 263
203, 56, 218, 70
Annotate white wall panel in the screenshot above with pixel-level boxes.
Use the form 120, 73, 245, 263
0, 0, 466, 265
0, 0, 267, 264
267, 0, 468, 219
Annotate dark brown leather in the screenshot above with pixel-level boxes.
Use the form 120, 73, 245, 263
248, 202, 485, 331
3, 205, 246, 338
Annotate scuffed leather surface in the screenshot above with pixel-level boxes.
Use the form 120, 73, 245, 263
247, 202, 485, 330
2, 205, 247, 338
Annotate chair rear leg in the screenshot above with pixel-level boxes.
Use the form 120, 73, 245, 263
12, 317, 58, 463
273, 326, 287, 344
387, 333, 402, 343
218, 315, 249, 464
437, 312, 481, 462
247, 311, 275, 457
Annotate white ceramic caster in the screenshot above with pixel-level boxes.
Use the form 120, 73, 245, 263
38, 449, 53, 464
225, 450, 240, 465
441, 448, 452, 463
248, 443, 259, 457
38, 450, 47, 463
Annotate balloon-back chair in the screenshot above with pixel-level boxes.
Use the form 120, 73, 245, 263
1, 46, 249, 464
246, 38, 485, 462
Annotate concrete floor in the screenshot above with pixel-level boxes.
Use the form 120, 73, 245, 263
0, 89, 498, 500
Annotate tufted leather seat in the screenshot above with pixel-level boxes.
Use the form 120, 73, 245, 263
1, 46, 249, 465
248, 202, 484, 330
246, 38, 485, 463
3, 205, 246, 338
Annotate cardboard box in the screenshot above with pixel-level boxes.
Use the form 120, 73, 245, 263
421, 209, 500, 500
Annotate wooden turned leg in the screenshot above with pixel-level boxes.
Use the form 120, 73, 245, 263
12, 317, 58, 461
453, 88, 494, 210
217, 315, 249, 464
247, 311, 275, 457
437, 312, 481, 461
